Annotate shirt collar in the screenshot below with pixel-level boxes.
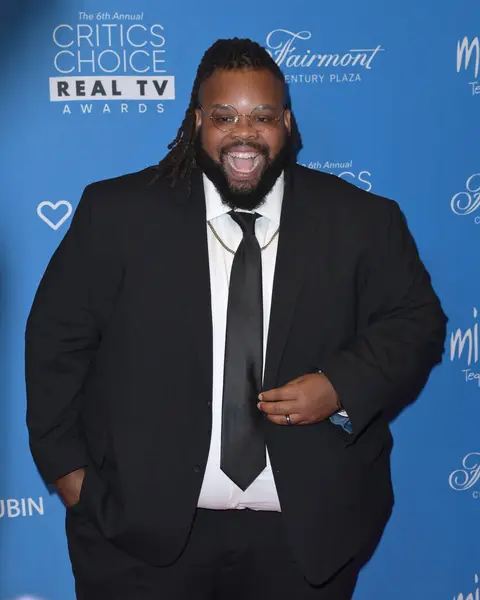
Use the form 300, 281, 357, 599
203, 172, 284, 226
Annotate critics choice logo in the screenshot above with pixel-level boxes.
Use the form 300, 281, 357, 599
51, 11, 175, 115
450, 307, 480, 386
265, 29, 384, 85
451, 174, 480, 225
301, 160, 373, 191
457, 35, 480, 96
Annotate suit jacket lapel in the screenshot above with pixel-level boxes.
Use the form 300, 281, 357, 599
171, 170, 213, 392
263, 167, 320, 391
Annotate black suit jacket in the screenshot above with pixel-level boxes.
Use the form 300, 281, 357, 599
25, 165, 447, 584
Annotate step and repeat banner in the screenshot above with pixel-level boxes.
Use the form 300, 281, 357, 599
0, 0, 478, 598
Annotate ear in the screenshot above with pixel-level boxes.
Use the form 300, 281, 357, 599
283, 108, 292, 134
195, 108, 202, 132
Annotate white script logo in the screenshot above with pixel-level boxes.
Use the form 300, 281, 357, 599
449, 453, 480, 493
37, 201, 72, 230
451, 174, 480, 224
457, 36, 480, 96
265, 29, 384, 85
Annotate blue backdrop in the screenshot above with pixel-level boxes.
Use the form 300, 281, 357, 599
1, 1, 479, 598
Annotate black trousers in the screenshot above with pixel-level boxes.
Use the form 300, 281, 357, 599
68, 508, 360, 600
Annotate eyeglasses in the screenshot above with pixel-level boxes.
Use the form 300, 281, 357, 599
199, 104, 286, 133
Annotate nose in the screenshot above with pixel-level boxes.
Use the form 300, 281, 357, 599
232, 114, 259, 140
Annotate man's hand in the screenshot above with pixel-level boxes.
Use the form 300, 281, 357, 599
258, 373, 341, 426
54, 467, 85, 508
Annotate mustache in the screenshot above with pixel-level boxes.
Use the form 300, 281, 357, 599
194, 136, 292, 211
220, 141, 269, 156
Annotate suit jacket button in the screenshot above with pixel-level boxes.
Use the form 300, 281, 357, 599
193, 465, 201, 473
207, 401, 212, 407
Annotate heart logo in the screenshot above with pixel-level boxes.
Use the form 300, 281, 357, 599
37, 201, 73, 231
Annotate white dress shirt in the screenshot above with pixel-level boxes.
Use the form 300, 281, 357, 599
197, 173, 349, 512
197, 173, 283, 511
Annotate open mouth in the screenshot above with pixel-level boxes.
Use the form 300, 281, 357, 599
224, 150, 265, 179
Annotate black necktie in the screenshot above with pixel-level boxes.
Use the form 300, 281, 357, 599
220, 211, 266, 491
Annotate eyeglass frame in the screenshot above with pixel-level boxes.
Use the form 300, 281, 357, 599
198, 103, 287, 133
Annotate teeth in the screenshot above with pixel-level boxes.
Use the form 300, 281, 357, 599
228, 152, 258, 159
227, 154, 261, 174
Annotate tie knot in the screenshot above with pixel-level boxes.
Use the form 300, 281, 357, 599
229, 211, 259, 236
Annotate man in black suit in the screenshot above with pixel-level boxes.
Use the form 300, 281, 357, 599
26, 38, 447, 599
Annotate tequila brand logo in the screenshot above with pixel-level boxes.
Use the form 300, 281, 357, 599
51, 11, 175, 114
265, 29, 384, 85
457, 36, 480, 96
450, 307, 480, 385
451, 174, 480, 224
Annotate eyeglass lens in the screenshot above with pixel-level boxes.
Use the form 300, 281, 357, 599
210, 106, 282, 132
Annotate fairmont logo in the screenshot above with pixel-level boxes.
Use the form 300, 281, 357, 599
449, 453, 480, 495
0, 497, 44, 518
456, 36, 480, 96
265, 29, 384, 85
451, 174, 480, 224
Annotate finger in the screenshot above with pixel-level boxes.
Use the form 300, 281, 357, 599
286, 376, 303, 385
266, 413, 301, 426
257, 400, 299, 416
259, 384, 299, 402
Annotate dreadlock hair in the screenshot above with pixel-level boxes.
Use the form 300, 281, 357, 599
154, 37, 302, 192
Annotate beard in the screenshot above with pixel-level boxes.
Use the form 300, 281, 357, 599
194, 136, 292, 211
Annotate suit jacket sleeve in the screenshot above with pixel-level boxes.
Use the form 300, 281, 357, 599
26, 185, 102, 483
321, 200, 447, 437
